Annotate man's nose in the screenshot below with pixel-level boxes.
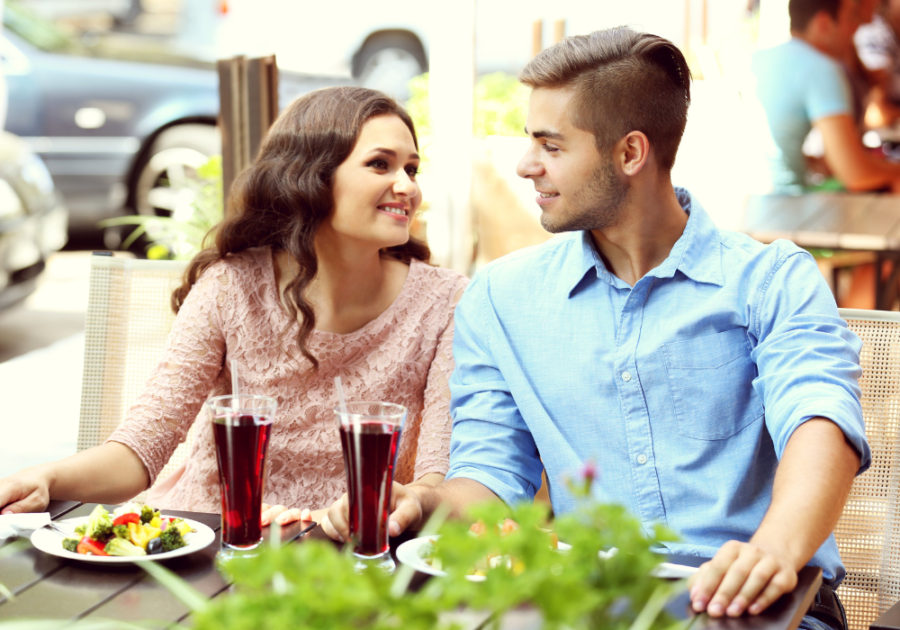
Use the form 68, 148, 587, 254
517, 147, 542, 179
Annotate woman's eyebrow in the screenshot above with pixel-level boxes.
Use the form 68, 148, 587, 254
367, 147, 421, 161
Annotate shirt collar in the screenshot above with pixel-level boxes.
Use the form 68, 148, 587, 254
565, 187, 725, 298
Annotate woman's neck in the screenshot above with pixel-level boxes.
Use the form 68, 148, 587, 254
275, 235, 410, 335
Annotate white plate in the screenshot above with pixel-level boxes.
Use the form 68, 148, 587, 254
396, 534, 571, 581
30, 516, 216, 563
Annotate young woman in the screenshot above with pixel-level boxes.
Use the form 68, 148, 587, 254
0, 87, 467, 531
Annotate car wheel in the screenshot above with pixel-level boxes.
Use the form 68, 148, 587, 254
134, 123, 220, 219
355, 33, 426, 102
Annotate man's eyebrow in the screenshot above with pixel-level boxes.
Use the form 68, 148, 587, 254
524, 127, 564, 140
367, 147, 421, 161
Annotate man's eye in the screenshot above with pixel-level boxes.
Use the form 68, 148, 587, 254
542, 145, 559, 153
367, 159, 389, 169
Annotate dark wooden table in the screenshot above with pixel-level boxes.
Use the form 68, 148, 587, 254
742, 194, 900, 310
0, 501, 823, 630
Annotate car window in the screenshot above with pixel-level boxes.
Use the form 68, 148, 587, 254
3, 1, 78, 54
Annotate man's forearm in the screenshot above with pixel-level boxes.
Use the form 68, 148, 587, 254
751, 418, 860, 569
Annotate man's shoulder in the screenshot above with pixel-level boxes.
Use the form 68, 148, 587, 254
717, 227, 812, 276
753, 39, 844, 79
474, 232, 580, 282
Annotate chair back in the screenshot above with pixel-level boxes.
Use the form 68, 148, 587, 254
77, 254, 191, 501
834, 308, 900, 630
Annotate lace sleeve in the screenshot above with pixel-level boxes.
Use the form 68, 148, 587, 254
413, 274, 469, 480
106, 262, 230, 486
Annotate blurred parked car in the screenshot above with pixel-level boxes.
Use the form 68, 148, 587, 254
0, 130, 67, 309
0, 1, 345, 242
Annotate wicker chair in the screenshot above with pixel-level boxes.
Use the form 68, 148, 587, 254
76, 253, 193, 502
833, 308, 900, 630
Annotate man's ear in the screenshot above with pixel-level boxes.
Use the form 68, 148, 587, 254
617, 131, 650, 177
810, 9, 835, 34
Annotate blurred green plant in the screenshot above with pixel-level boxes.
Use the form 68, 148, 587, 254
100, 156, 223, 260
407, 72, 530, 142
132, 471, 686, 630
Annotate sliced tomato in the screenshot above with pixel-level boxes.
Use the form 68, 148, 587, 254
76, 536, 109, 556
112, 513, 141, 527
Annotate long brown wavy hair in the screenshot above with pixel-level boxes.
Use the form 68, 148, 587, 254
172, 86, 431, 369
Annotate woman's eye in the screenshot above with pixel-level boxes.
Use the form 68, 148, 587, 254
367, 159, 389, 170
405, 165, 419, 177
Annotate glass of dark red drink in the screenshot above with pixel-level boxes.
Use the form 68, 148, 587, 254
206, 394, 278, 558
335, 401, 407, 572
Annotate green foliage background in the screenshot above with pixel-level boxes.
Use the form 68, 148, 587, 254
407, 72, 530, 143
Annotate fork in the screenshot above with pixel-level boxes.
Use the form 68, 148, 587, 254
41, 522, 72, 536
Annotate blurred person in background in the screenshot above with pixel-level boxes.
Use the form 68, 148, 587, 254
855, 0, 900, 126
842, 0, 879, 125
751, 0, 900, 192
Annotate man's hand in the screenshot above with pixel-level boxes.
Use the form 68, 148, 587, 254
0, 469, 52, 515
689, 540, 798, 617
322, 482, 427, 543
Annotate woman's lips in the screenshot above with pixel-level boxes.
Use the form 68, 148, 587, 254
377, 205, 410, 221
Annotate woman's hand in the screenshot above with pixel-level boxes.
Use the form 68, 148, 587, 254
0, 468, 52, 515
261, 504, 324, 527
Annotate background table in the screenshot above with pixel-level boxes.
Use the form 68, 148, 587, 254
742, 194, 900, 310
0, 501, 822, 630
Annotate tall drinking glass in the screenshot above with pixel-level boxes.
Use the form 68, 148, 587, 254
206, 394, 278, 557
335, 401, 407, 571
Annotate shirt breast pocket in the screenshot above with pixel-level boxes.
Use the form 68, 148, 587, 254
662, 328, 764, 441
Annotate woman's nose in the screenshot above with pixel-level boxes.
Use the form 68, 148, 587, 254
394, 170, 418, 196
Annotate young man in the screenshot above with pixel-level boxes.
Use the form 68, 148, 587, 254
752, 0, 900, 191
326, 27, 869, 629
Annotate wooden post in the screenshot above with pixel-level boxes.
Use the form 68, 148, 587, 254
532, 19, 543, 57
702, 0, 708, 45
428, 1, 476, 272
553, 19, 565, 44
217, 54, 279, 218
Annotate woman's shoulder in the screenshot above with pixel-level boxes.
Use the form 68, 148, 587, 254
407, 260, 469, 309
199, 247, 272, 285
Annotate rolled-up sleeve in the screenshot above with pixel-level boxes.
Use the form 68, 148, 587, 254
750, 249, 870, 474
446, 275, 544, 506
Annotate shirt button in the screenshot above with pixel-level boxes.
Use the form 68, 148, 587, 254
622, 371, 632, 382
637, 454, 648, 465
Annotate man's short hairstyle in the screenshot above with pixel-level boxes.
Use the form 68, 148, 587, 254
519, 26, 691, 172
789, 0, 841, 32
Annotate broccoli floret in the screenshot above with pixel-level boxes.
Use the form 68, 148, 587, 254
85, 505, 113, 541
113, 524, 130, 539
74, 523, 87, 536
159, 526, 186, 552
140, 505, 159, 525
104, 537, 146, 557
62, 538, 79, 553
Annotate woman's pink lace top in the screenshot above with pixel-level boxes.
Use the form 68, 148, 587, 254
107, 247, 468, 513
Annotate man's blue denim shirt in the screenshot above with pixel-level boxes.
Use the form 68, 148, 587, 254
447, 188, 870, 584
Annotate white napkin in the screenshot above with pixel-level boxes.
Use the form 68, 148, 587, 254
0, 512, 51, 539
651, 562, 700, 579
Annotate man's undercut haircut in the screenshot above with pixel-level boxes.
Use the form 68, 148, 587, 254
788, 0, 841, 32
519, 26, 691, 172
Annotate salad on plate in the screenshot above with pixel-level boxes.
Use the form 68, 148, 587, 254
60, 503, 194, 557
